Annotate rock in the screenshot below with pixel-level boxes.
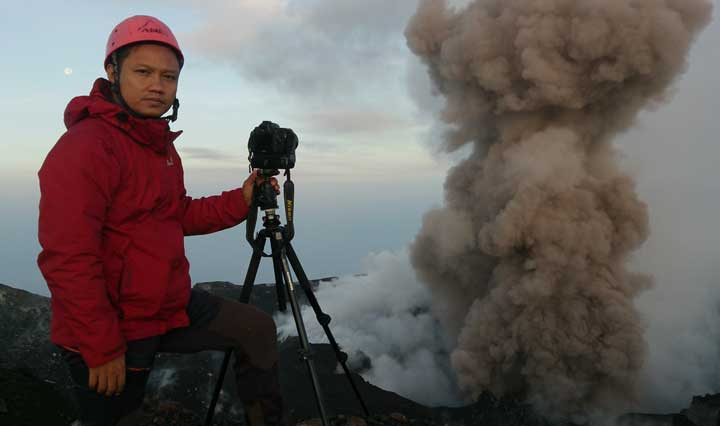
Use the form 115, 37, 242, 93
687, 394, 720, 426
0, 367, 77, 425
298, 419, 323, 426
0, 283, 69, 387
390, 412, 408, 423
347, 416, 368, 426
616, 413, 697, 426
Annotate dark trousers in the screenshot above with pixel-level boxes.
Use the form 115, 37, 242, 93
60, 288, 282, 426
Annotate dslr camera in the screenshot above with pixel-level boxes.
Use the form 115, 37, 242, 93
248, 121, 298, 171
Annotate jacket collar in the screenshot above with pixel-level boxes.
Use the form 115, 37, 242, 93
64, 78, 182, 153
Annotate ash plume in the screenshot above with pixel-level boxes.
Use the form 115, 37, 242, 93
406, 0, 712, 419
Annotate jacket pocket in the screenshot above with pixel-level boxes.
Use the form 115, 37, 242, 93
118, 247, 168, 320
102, 235, 131, 310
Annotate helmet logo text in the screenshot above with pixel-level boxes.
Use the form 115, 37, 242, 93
138, 20, 164, 35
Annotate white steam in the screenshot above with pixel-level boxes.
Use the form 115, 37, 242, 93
275, 250, 461, 406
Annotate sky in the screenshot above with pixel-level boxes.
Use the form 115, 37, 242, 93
1, 0, 720, 411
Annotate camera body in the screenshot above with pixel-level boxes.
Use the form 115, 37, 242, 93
248, 121, 298, 170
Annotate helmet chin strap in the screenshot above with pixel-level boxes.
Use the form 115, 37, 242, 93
166, 99, 179, 122
110, 53, 180, 123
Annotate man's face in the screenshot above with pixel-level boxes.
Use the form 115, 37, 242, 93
106, 44, 180, 118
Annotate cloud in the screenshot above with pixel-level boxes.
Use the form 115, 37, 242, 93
186, 0, 289, 49
295, 108, 417, 135
184, 0, 419, 99
178, 147, 241, 162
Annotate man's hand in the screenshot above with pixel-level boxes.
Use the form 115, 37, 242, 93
88, 353, 126, 397
242, 170, 281, 207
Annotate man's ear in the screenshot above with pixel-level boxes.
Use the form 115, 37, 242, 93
105, 63, 116, 83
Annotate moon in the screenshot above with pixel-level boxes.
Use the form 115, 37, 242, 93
64, 68, 73, 76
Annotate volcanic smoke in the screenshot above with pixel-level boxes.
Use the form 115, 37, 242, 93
406, 0, 712, 418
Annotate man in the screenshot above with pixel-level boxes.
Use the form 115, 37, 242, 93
37, 15, 286, 426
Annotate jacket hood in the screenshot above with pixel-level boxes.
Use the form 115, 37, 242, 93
64, 78, 182, 152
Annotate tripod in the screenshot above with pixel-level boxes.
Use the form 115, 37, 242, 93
203, 170, 369, 426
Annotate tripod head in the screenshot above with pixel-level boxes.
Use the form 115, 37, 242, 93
245, 168, 295, 250
255, 168, 280, 211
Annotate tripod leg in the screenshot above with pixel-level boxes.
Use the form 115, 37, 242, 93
277, 246, 330, 426
284, 243, 371, 417
240, 236, 268, 304
269, 237, 287, 312
205, 236, 267, 426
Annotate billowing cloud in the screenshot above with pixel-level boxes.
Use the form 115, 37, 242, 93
296, 108, 417, 135
407, 0, 712, 420
184, 0, 419, 99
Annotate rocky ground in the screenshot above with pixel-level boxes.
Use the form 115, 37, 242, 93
2, 281, 719, 426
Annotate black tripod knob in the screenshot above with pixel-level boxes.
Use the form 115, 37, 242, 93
317, 313, 331, 326
255, 180, 279, 210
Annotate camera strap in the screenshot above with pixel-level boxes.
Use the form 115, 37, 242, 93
284, 170, 295, 242
245, 203, 259, 248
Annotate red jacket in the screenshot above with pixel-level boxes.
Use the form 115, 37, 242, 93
38, 78, 249, 367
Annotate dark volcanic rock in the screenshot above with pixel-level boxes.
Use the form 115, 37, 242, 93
437, 391, 554, 426
277, 336, 432, 421
0, 283, 71, 386
686, 394, 720, 426
617, 413, 696, 426
0, 367, 77, 425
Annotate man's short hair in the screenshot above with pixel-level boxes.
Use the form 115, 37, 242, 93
112, 41, 183, 70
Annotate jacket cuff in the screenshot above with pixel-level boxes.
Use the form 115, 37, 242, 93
81, 339, 127, 368
229, 187, 250, 220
